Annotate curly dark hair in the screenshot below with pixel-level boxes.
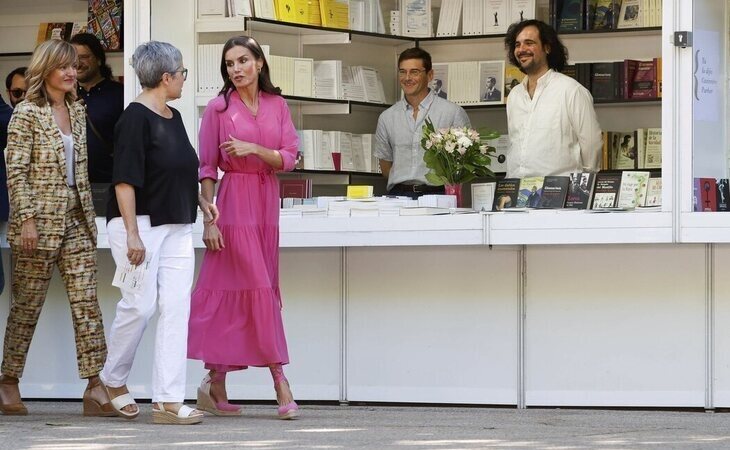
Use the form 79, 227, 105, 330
218, 36, 281, 111
70, 33, 113, 79
504, 20, 568, 73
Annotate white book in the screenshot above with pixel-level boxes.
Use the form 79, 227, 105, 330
199, 0, 227, 17
401, 0, 432, 37
354, 66, 385, 103
448, 61, 479, 104
361, 134, 373, 172
313, 60, 343, 99
483, 0, 509, 34
338, 132, 355, 171
231, 0, 252, 16
644, 177, 661, 207
297, 130, 316, 169
616, 171, 650, 208
253, 0, 276, 19
350, 0, 366, 30
471, 182, 496, 212
511, 0, 535, 23
435, 0, 451, 36
293, 58, 314, 97
318, 131, 336, 170
351, 134, 366, 172
462, 0, 482, 35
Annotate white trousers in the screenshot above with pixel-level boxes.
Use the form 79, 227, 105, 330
101, 216, 194, 402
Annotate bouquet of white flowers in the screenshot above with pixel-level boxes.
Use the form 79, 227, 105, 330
420, 118, 499, 185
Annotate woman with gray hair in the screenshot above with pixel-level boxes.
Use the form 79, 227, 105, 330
99, 41, 216, 425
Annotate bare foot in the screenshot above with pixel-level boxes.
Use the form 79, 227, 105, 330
107, 385, 138, 415
275, 380, 294, 406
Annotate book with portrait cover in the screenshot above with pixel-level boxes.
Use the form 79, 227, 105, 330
565, 172, 596, 209
516, 176, 545, 208
537, 176, 570, 209
592, 0, 619, 30
590, 172, 622, 209
492, 178, 520, 211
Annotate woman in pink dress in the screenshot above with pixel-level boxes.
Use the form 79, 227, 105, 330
187, 36, 299, 419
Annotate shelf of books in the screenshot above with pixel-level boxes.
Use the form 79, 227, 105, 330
242, 17, 414, 45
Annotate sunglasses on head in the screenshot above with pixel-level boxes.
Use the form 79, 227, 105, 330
9, 89, 26, 99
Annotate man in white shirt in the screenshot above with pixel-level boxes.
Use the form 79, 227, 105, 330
504, 20, 602, 179
375, 48, 470, 198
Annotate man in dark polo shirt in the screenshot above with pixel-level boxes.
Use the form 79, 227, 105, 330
71, 32, 124, 184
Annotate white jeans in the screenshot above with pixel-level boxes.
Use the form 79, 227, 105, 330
101, 216, 194, 402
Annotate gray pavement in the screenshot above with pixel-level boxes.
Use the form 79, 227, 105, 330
1, 402, 730, 449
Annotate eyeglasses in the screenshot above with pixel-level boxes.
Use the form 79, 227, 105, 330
174, 68, 188, 81
9, 89, 25, 99
398, 69, 427, 78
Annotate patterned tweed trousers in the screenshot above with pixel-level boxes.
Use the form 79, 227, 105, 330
1, 187, 106, 378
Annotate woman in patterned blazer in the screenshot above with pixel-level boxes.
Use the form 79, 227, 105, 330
0, 39, 113, 416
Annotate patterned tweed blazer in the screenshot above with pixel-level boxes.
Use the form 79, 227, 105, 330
6, 99, 97, 250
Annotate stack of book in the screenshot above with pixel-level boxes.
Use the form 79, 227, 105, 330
198, 0, 252, 18
435, 0, 537, 37
492, 171, 661, 211
693, 178, 730, 212
551, 0, 662, 32
601, 128, 662, 170
297, 130, 379, 173
431, 60, 506, 105
561, 58, 662, 101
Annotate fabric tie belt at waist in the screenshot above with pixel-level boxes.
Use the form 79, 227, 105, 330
225, 169, 275, 184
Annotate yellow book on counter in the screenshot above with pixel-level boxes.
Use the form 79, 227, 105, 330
346, 185, 373, 199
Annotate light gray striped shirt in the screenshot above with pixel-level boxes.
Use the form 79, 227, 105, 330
374, 89, 470, 191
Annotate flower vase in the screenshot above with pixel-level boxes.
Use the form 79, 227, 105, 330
444, 183, 463, 207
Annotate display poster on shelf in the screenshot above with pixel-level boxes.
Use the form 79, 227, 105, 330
693, 29, 720, 123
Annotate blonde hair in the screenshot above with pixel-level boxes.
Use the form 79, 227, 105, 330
25, 39, 78, 107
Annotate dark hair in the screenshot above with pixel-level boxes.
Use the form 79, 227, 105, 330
504, 20, 568, 73
398, 47, 432, 72
218, 36, 280, 111
5, 67, 27, 90
70, 33, 113, 79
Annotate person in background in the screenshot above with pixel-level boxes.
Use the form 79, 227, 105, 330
374, 47, 470, 199
187, 35, 300, 420
0, 39, 112, 416
5, 67, 27, 108
70, 33, 124, 184
100, 41, 209, 425
0, 92, 12, 297
504, 20, 602, 178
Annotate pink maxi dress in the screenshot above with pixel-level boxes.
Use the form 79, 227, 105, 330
187, 91, 299, 369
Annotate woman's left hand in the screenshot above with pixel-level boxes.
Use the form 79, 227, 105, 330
200, 199, 220, 225
220, 135, 259, 158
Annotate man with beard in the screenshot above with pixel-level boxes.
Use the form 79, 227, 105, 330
71, 33, 124, 184
374, 47, 469, 198
503, 20, 601, 179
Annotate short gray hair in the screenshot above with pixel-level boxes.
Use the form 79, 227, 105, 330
132, 41, 182, 89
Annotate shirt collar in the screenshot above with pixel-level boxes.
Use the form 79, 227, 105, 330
402, 89, 436, 111
521, 69, 554, 88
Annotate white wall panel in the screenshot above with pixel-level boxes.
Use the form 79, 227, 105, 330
525, 245, 706, 407
346, 246, 520, 405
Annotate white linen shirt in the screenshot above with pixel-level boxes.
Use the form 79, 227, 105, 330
506, 69, 602, 179
374, 89, 470, 191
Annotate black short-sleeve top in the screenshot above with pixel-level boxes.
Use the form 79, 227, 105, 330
107, 102, 199, 226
